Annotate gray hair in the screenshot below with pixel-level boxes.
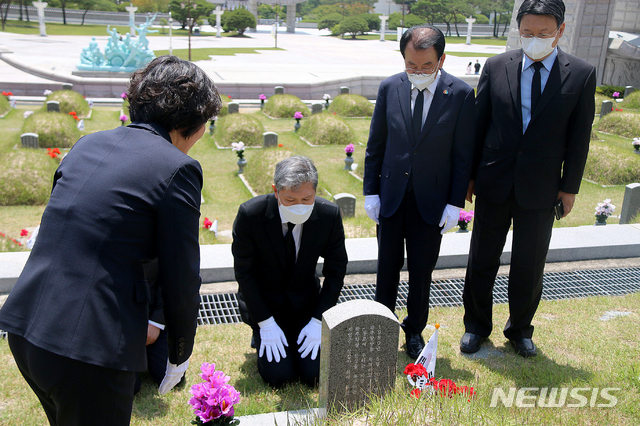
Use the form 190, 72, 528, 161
273, 156, 318, 192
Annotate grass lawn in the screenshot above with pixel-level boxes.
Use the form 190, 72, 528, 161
1, 292, 638, 424
154, 47, 284, 61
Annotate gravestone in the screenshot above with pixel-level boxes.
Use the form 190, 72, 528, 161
340, 86, 350, 95
600, 100, 612, 119
62, 83, 73, 90
275, 86, 284, 95
319, 299, 399, 417
46, 101, 60, 113
619, 183, 640, 224
20, 133, 39, 149
263, 131, 278, 148
625, 86, 636, 98
311, 103, 323, 115
333, 193, 356, 218
228, 102, 239, 114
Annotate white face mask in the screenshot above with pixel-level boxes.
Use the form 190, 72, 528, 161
520, 35, 557, 61
279, 202, 314, 225
406, 57, 442, 91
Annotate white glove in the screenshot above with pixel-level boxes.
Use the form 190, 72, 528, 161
159, 359, 189, 395
364, 195, 381, 224
258, 316, 288, 363
297, 318, 322, 360
439, 204, 462, 234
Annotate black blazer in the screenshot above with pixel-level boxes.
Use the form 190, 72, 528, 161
363, 69, 476, 225
0, 123, 202, 372
472, 48, 596, 209
232, 194, 347, 326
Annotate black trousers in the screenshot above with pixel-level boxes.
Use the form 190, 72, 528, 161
462, 191, 555, 340
375, 189, 443, 336
135, 329, 168, 394
8, 333, 136, 426
252, 297, 320, 388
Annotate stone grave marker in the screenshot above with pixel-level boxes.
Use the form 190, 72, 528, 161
340, 86, 350, 95
20, 133, 39, 149
333, 193, 356, 218
46, 101, 60, 113
624, 86, 635, 98
275, 86, 284, 95
263, 131, 278, 148
319, 299, 399, 416
62, 83, 73, 90
600, 100, 612, 119
619, 183, 640, 224
312, 103, 323, 115
228, 102, 239, 114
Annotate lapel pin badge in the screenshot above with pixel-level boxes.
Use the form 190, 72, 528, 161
443, 89, 449, 95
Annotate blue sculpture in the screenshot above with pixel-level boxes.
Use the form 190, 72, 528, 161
78, 14, 158, 72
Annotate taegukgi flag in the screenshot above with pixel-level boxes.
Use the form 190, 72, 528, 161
415, 323, 439, 381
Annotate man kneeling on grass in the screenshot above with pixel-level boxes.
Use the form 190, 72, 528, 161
232, 155, 348, 387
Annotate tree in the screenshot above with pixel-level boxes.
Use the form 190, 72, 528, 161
1, 0, 12, 31
133, 0, 170, 13
356, 13, 380, 32
168, 0, 213, 30
222, 8, 256, 36
317, 12, 343, 30
336, 16, 368, 39
388, 11, 423, 30
258, 4, 275, 19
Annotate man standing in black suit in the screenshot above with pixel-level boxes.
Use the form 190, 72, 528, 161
460, 0, 596, 357
363, 25, 476, 359
232, 156, 347, 387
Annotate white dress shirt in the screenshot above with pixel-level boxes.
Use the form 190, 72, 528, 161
410, 71, 441, 127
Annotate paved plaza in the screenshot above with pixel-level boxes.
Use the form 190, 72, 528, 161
0, 25, 501, 94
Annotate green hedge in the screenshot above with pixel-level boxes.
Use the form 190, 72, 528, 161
595, 85, 626, 98
214, 113, 264, 147
22, 112, 81, 149
622, 91, 640, 110
262, 94, 308, 119
328, 94, 374, 117
298, 112, 354, 145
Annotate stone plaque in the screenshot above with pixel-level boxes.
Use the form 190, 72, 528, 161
263, 131, 278, 148
319, 299, 399, 416
46, 101, 60, 113
275, 86, 284, 95
619, 183, 640, 225
624, 86, 635, 98
312, 103, 323, 115
228, 102, 239, 114
340, 86, 349, 95
20, 133, 39, 149
600, 100, 612, 119
333, 193, 356, 218
62, 83, 73, 90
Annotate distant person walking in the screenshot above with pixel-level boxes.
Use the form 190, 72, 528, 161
474, 59, 481, 74
466, 62, 473, 75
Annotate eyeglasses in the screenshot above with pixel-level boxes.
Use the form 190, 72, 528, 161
404, 65, 439, 76
520, 27, 559, 40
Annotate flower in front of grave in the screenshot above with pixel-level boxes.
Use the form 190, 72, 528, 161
595, 198, 615, 218
47, 148, 61, 159
23, 110, 34, 119
259, 94, 266, 101
344, 143, 354, 157
189, 363, 240, 425
459, 210, 474, 223
20, 229, 28, 237
121, 91, 127, 99
43, 89, 53, 96
231, 141, 245, 159
294, 111, 304, 120
203, 217, 213, 229
119, 114, 128, 125
612, 91, 620, 98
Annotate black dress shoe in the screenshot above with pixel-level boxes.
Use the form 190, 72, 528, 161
459, 332, 485, 354
405, 332, 425, 360
509, 338, 537, 358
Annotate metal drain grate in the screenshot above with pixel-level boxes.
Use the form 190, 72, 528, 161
1, 267, 639, 336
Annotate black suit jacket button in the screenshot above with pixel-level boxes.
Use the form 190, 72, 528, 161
179, 337, 185, 342
405, 172, 409, 177
178, 350, 184, 356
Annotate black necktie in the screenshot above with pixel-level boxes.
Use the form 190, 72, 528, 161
284, 222, 296, 280
531, 62, 543, 114
412, 88, 424, 142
